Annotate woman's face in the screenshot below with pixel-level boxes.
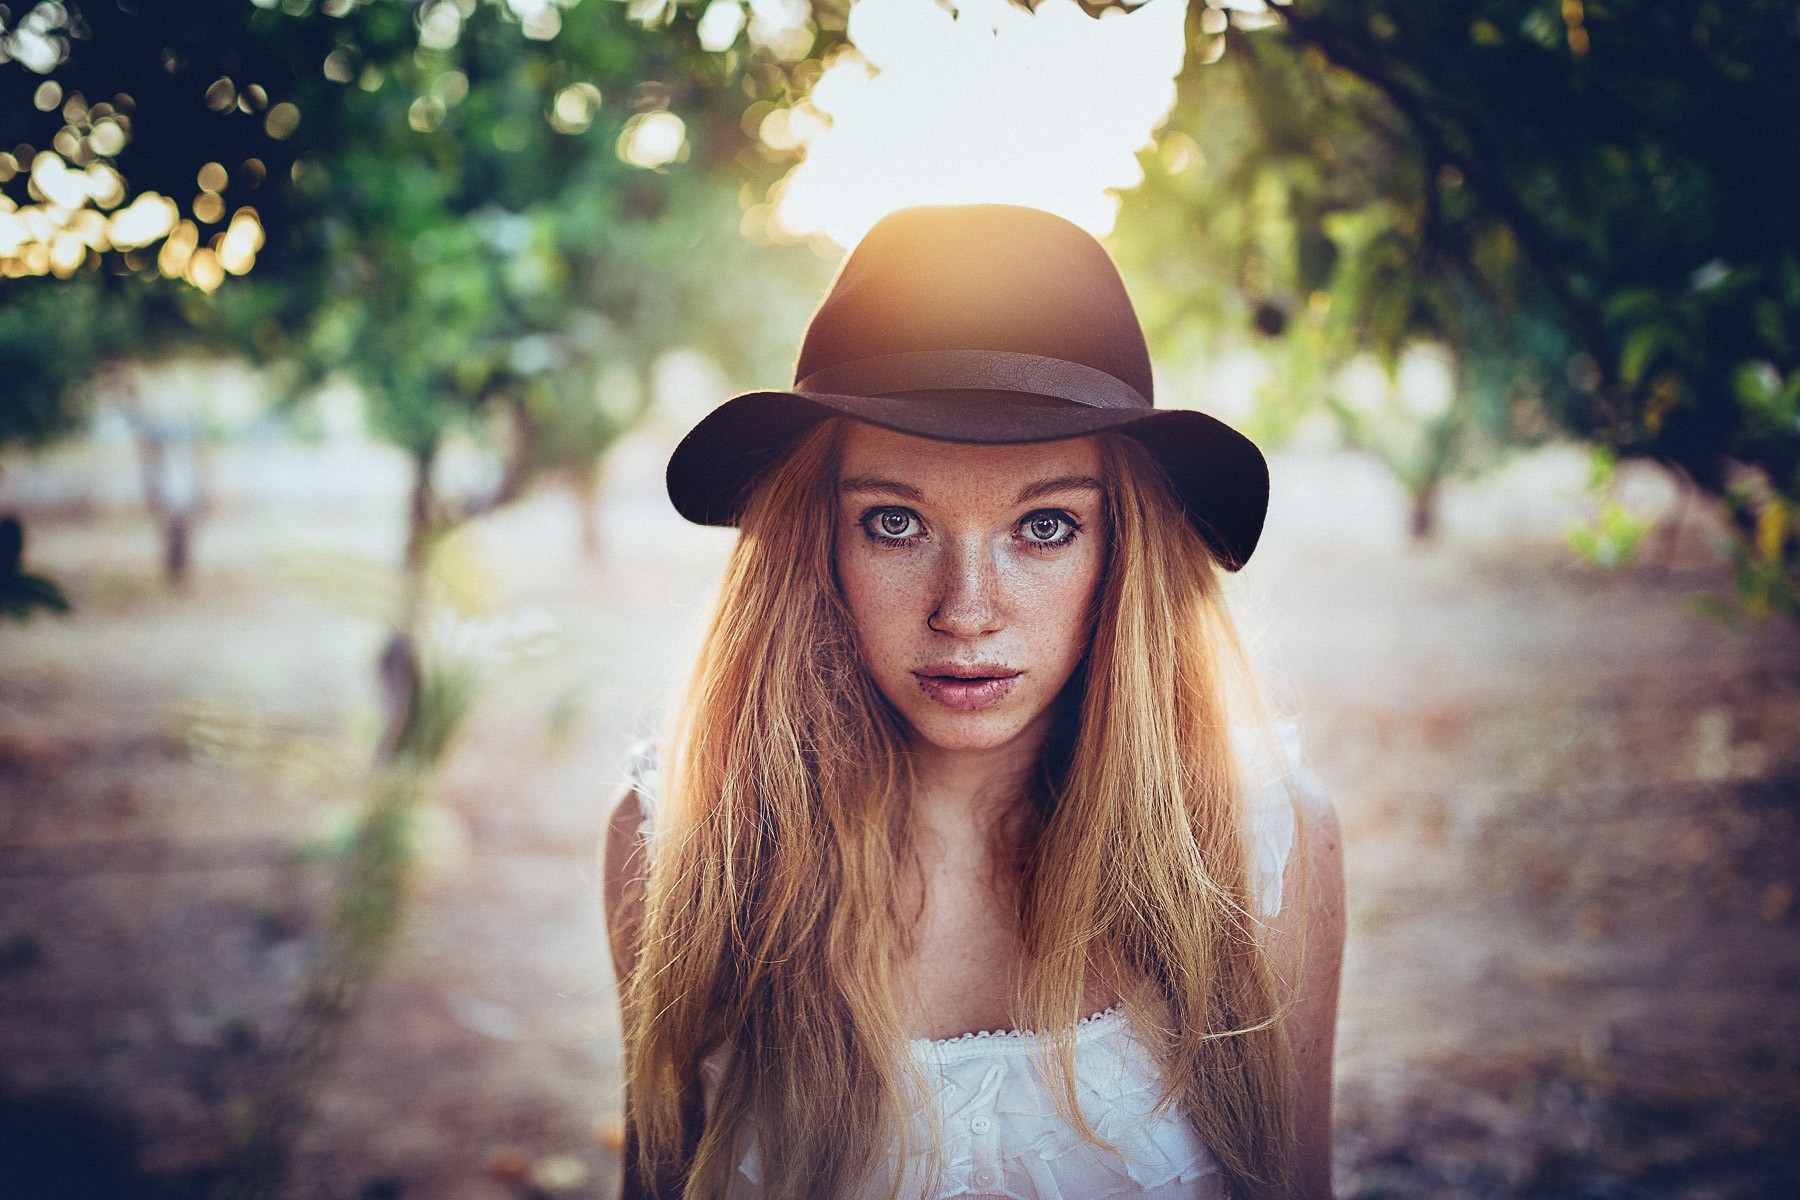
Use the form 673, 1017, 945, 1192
834, 421, 1108, 760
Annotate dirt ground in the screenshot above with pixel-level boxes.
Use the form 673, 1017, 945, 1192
2, 428, 1797, 1200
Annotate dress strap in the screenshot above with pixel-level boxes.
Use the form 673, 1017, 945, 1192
624, 738, 662, 850
1233, 718, 1306, 921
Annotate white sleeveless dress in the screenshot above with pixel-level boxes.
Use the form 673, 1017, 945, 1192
620, 722, 1306, 1200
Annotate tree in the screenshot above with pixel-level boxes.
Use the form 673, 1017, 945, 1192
2, 3, 834, 1188
2, 0, 831, 576
1110, 0, 1799, 619
0, 278, 87, 617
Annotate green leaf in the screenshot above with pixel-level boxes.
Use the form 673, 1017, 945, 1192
1619, 324, 1666, 388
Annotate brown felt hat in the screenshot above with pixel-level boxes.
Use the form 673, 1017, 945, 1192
665, 203, 1270, 570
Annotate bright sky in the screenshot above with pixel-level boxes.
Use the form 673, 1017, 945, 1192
763, 0, 1193, 249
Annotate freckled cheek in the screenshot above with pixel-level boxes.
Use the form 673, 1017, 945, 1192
1001, 558, 1103, 674
837, 550, 936, 661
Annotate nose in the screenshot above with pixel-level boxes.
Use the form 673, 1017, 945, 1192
927, 535, 1004, 637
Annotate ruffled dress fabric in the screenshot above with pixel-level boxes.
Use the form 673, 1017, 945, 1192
621, 720, 1306, 1200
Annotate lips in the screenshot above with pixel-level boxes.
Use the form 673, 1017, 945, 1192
912, 662, 1021, 711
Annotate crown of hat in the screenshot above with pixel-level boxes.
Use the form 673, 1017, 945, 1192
791, 204, 1155, 403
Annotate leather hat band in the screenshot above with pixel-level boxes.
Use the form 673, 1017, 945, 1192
796, 349, 1149, 412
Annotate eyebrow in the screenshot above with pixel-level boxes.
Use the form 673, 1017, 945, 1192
1012, 475, 1104, 504
837, 475, 925, 501
836, 474, 1104, 504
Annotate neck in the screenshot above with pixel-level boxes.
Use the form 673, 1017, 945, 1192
905, 710, 1055, 863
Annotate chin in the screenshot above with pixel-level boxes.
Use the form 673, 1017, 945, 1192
903, 710, 1036, 755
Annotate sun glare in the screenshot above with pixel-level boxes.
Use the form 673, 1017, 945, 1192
760, 0, 1191, 250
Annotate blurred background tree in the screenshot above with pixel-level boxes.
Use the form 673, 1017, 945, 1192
1, 4, 834, 1190
5, 0, 1798, 613
0, 0, 831, 593
1106, 0, 1800, 622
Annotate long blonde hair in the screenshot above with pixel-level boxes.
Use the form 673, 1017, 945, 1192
621, 417, 1295, 1199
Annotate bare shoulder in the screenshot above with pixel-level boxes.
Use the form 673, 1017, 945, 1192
1273, 765, 1345, 946
602, 781, 649, 877
601, 782, 652, 987
1291, 767, 1344, 876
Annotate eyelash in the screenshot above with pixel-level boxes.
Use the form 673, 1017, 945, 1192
856, 507, 1084, 550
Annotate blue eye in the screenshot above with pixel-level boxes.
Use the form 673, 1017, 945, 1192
861, 507, 924, 544
1020, 511, 1080, 547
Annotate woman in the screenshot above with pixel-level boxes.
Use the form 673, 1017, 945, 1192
602, 204, 1344, 1200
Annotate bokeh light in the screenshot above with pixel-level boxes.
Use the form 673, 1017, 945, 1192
550, 82, 603, 135
105, 192, 179, 250
696, 0, 747, 53
617, 110, 687, 169
216, 207, 266, 275
265, 101, 301, 140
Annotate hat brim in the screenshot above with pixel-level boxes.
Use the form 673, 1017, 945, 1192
665, 388, 1269, 570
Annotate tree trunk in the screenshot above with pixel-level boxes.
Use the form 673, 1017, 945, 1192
123, 366, 204, 591
403, 444, 438, 574
1409, 475, 1440, 541
375, 629, 420, 765
163, 510, 190, 589
575, 467, 603, 562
